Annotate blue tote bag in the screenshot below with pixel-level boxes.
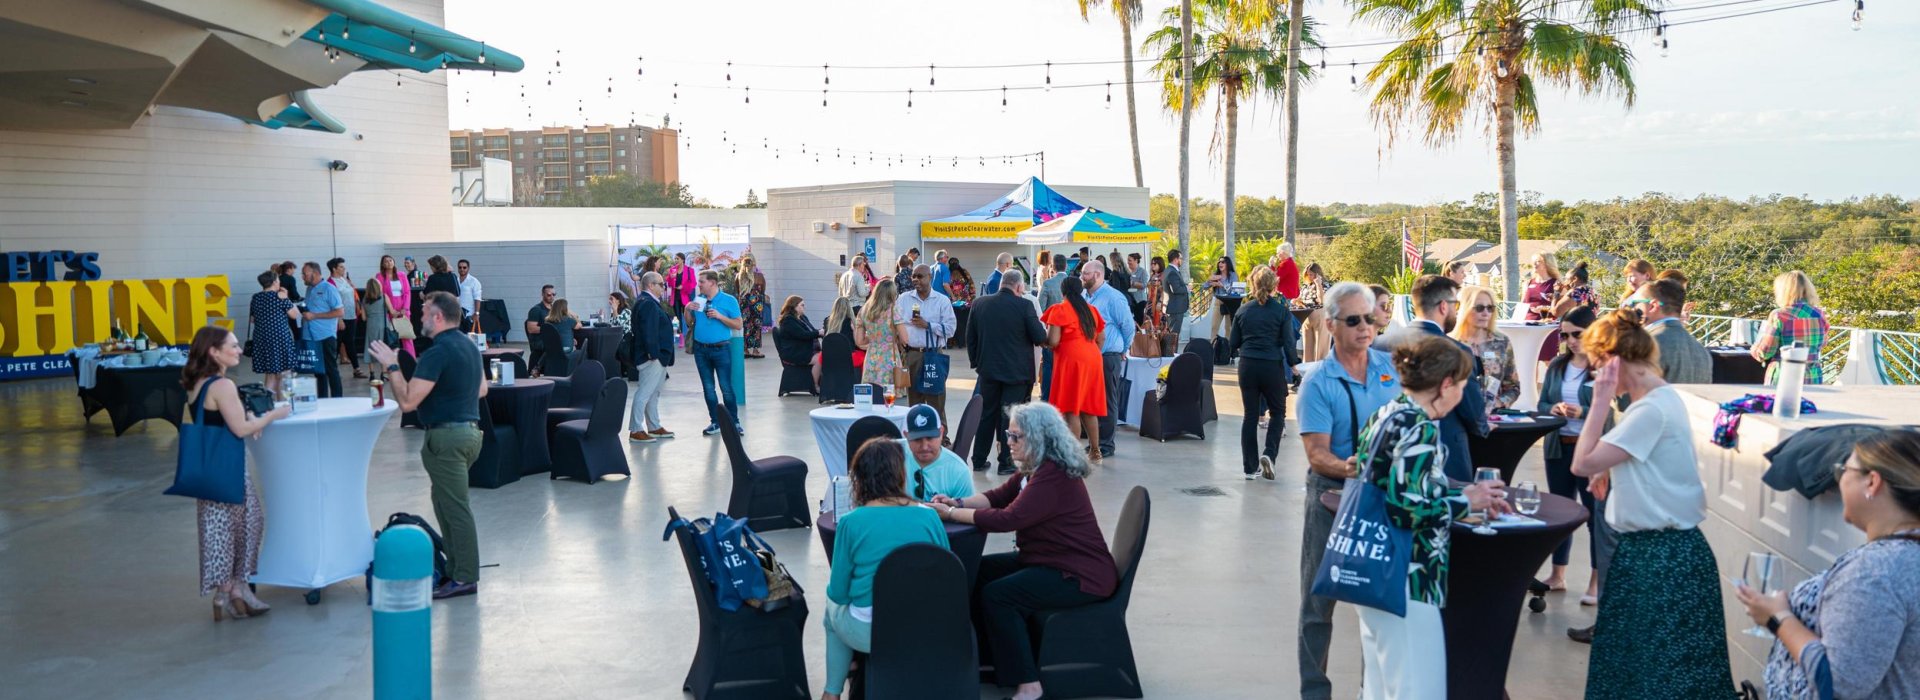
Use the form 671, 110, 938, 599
294, 339, 327, 375
1309, 477, 1413, 617
915, 329, 949, 395
164, 379, 247, 504
662, 513, 770, 612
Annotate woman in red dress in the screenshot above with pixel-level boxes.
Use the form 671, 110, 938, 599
1042, 276, 1108, 464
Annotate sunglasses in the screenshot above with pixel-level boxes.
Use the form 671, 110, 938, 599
1472, 304, 1497, 313
1006, 430, 1025, 442
913, 469, 928, 500
1336, 314, 1371, 328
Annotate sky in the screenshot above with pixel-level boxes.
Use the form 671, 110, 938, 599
442, 0, 1920, 208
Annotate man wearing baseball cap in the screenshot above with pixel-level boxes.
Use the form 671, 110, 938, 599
899, 404, 974, 501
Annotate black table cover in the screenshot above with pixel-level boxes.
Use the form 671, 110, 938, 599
486, 378, 555, 474
1320, 489, 1588, 700
1467, 413, 1568, 483
949, 305, 970, 349
75, 364, 186, 436
1290, 306, 1316, 324
578, 326, 623, 380
1709, 347, 1766, 384
817, 510, 988, 587
480, 347, 528, 382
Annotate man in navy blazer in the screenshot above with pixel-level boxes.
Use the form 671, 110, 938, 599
1378, 274, 1489, 481
627, 272, 677, 441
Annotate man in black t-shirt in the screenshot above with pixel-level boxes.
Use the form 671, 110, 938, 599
525, 284, 555, 372
369, 291, 487, 600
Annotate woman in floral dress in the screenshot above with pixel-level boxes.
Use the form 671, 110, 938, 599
737, 256, 769, 358
854, 280, 904, 386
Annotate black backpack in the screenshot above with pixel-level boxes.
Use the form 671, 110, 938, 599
364, 512, 450, 604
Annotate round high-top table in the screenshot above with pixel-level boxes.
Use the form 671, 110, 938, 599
1119, 354, 1172, 427
1467, 413, 1568, 483
1320, 488, 1588, 700
1496, 321, 1557, 411
816, 509, 988, 587
577, 325, 624, 379
75, 363, 187, 436
809, 405, 911, 479
250, 397, 398, 604
486, 378, 554, 474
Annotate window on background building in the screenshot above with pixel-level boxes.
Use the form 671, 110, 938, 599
575, 165, 585, 173
617, 149, 626, 157
617, 134, 627, 142
575, 179, 586, 187
574, 150, 584, 158
573, 136, 584, 144
514, 166, 525, 175
533, 136, 543, 145
617, 164, 626, 171
487, 137, 506, 148
452, 152, 468, 165
451, 137, 467, 147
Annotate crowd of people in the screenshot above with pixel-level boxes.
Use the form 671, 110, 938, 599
192, 243, 1919, 700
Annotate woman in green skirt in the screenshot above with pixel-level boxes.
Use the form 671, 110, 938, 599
1569, 309, 1735, 698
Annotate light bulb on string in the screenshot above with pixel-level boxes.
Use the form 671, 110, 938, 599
726, 61, 732, 82
1045, 61, 1052, 92
1495, 58, 1508, 78
1319, 48, 1327, 70
342, 21, 350, 41
823, 64, 830, 85
1349, 61, 1358, 90
928, 64, 936, 87
1852, 0, 1863, 30
607, 77, 613, 95
636, 56, 643, 76
907, 88, 914, 112
478, 43, 487, 64
408, 30, 416, 54
1001, 86, 1007, 112
1105, 81, 1112, 109
822, 89, 828, 108
672, 83, 678, 102
745, 86, 751, 104
554, 49, 561, 69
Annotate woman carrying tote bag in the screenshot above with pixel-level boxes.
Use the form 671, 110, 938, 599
174, 326, 289, 622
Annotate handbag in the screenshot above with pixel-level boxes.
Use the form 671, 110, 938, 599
1130, 324, 1162, 358
1309, 476, 1414, 616
892, 365, 913, 394
294, 339, 326, 375
164, 379, 247, 504
914, 328, 949, 395
744, 537, 804, 611
393, 317, 417, 341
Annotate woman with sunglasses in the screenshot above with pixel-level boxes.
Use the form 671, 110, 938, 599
1450, 285, 1521, 409
1571, 309, 1734, 699
1737, 428, 1920, 700
1535, 306, 1605, 598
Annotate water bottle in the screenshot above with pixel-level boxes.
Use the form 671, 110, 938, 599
1773, 343, 1808, 419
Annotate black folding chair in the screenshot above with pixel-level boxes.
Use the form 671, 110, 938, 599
716, 406, 811, 532
1182, 337, 1219, 423
665, 506, 811, 700
818, 334, 858, 404
550, 378, 630, 484
469, 396, 522, 489
948, 393, 985, 468
1033, 486, 1152, 699
850, 544, 977, 700
1139, 353, 1206, 441
845, 413, 903, 473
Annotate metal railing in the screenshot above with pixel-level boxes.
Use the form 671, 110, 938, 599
1496, 302, 1920, 386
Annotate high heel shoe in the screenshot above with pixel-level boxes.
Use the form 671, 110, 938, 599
213, 591, 250, 621
234, 587, 271, 615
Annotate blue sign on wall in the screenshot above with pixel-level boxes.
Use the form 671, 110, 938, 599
863, 238, 876, 262
0, 355, 74, 381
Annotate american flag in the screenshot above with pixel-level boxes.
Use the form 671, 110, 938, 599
1401, 220, 1422, 271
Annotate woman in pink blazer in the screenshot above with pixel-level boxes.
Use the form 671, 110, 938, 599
376, 255, 415, 356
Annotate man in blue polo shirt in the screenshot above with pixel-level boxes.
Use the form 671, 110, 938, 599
1079, 259, 1135, 459
299, 261, 345, 398
1294, 281, 1401, 700
688, 270, 742, 436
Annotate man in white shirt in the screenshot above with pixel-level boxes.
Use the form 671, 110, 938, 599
894, 264, 957, 445
456, 259, 483, 333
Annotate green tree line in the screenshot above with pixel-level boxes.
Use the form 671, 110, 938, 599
1149, 192, 1920, 331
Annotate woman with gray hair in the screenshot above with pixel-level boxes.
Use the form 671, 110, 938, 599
930, 402, 1115, 700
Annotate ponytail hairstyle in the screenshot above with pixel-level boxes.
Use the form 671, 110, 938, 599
1568, 261, 1591, 286
1851, 428, 1920, 518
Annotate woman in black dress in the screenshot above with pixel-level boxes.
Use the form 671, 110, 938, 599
417, 255, 461, 352
248, 270, 300, 395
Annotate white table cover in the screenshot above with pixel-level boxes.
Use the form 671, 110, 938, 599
1497, 322, 1557, 412
250, 397, 398, 590
1119, 355, 1173, 427
809, 405, 911, 479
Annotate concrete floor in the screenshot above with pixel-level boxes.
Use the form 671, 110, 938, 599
0, 349, 1602, 699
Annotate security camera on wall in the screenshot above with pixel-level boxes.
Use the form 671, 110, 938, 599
328, 160, 349, 172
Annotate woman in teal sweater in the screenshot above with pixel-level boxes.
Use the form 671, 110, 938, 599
822, 438, 950, 700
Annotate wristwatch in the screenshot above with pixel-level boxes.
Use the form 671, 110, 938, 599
1766, 613, 1785, 635
386, 363, 401, 374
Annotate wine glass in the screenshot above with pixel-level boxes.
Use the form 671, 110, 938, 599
1471, 467, 1501, 535
883, 384, 897, 409
1736, 552, 1783, 637
1512, 480, 1541, 516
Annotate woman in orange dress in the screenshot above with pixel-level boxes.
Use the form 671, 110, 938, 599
1042, 276, 1108, 464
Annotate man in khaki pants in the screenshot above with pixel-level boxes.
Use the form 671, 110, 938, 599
894, 264, 957, 445
370, 291, 486, 599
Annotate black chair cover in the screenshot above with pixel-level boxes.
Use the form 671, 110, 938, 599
1139, 354, 1206, 442
551, 378, 630, 484
860, 544, 977, 699
949, 393, 985, 465
469, 396, 522, 489
817, 334, 858, 404
666, 506, 812, 700
397, 352, 421, 429
1032, 486, 1152, 699
1183, 337, 1220, 422
538, 323, 573, 377
545, 360, 604, 434
476, 299, 511, 338
845, 414, 904, 473
717, 406, 812, 532
778, 364, 816, 397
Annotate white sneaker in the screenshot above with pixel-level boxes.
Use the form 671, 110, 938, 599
1259, 455, 1276, 480
1244, 471, 1258, 480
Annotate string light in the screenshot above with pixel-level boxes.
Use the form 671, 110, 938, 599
342, 20, 350, 41
555, 49, 561, 69
929, 64, 936, 86
637, 56, 644, 76
1349, 61, 1357, 90
822, 88, 828, 107
1105, 81, 1112, 109
823, 64, 830, 85
672, 82, 678, 102
906, 88, 913, 111
1001, 85, 1007, 111
478, 44, 486, 65
726, 61, 732, 81
1654, 13, 1668, 56
744, 86, 750, 104
1496, 58, 1509, 78
408, 30, 416, 54
1044, 60, 1052, 91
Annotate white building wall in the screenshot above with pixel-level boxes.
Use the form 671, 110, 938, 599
0, 0, 454, 334
450, 207, 767, 242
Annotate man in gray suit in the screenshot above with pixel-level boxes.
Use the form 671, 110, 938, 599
1037, 251, 1069, 402
1163, 248, 1191, 336
1635, 278, 1712, 384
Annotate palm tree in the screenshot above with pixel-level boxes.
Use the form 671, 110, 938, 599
1178, 0, 1195, 280
1352, 0, 1656, 299
1148, 0, 1317, 253
1281, 0, 1305, 246
1075, 0, 1147, 188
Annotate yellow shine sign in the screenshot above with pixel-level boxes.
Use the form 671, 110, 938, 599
0, 276, 232, 357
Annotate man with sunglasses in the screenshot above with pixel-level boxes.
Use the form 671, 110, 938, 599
898, 404, 974, 500
1632, 279, 1711, 384
1295, 281, 1401, 700
1379, 274, 1490, 482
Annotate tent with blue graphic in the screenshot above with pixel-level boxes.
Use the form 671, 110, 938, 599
919, 177, 1157, 243
1015, 207, 1160, 245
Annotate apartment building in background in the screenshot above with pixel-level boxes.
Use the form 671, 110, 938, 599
450, 124, 680, 202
